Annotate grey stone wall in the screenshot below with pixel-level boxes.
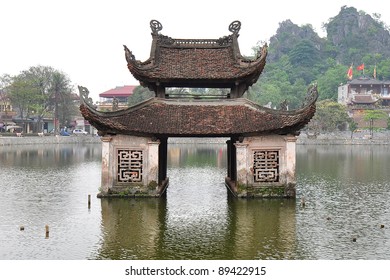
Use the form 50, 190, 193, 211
0, 135, 101, 146
297, 131, 390, 145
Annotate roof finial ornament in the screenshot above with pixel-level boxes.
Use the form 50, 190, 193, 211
150, 20, 163, 35
228, 20, 241, 35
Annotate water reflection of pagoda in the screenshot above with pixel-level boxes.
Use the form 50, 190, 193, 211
95, 196, 297, 259
79, 20, 317, 198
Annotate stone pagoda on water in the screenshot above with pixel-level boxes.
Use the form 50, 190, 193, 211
79, 20, 318, 198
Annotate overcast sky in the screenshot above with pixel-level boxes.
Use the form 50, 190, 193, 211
1, 0, 389, 100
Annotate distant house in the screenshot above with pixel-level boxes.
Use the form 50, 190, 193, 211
98, 85, 137, 111
338, 77, 390, 128
0, 99, 16, 132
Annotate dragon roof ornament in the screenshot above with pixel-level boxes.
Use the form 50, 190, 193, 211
78, 85, 94, 106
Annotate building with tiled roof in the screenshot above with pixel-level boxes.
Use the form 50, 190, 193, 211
98, 85, 137, 111
79, 20, 318, 199
338, 77, 390, 128
338, 77, 390, 105
351, 94, 378, 105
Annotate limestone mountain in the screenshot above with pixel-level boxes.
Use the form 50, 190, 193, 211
249, 5, 390, 106
267, 20, 326, 64
267, 6, 390, 66
325, 6, 390, 65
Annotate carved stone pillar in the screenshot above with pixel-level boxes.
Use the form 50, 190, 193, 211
97, 135, 168, 197
226, 135, 297, 198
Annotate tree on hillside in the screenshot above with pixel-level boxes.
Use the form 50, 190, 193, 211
376, 59, 390, 80
288, 40, 321, 67
316, 62, 348, 100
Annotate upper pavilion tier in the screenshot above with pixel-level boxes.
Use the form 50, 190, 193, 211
123, 20, 267, 98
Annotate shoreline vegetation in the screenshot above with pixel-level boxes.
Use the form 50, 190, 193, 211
1, 131, 390, 146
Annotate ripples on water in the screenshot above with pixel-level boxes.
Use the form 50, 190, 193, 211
0, 144, 102, 259
1, 143, 390, 259
295, 145, 390, 259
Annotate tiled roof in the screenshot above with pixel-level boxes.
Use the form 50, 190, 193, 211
99, 85, 137, 98
352, 94, 378, 104
123, 20, 267, 90
129, 47, 264, 81
348, 77, 383, 85
80, 86, 318, 137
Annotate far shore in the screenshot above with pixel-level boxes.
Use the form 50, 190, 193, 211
1, 131, 390, 146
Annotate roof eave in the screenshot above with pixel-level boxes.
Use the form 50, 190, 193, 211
79, 85, 317, 137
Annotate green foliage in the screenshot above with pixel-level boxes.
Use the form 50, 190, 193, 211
8, 75, 38, 119
128, 86, 154, 106
307, 100, 352, 132
288, 40, 320, 67
7, 66, 75, 132
363, 110, 388, 122
376, 59, 390, 80
316, 64, 347, 100
349, 120, 358, 132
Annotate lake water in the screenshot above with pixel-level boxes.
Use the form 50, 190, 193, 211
0, 142, 389, 260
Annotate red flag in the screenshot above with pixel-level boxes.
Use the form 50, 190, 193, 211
347, 66, 353, 80
356, 64, 364, 71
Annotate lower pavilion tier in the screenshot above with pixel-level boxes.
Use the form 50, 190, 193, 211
78, 85, 318, 198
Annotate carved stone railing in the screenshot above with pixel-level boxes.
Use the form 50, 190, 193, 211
158, 36, 233, 47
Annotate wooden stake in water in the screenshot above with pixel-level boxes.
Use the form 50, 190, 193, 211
88, 194, 91, 209
45, 225, 49, 239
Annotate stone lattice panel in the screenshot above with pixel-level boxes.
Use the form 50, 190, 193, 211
117, 149, 143, 183
253, 150, 279, 182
